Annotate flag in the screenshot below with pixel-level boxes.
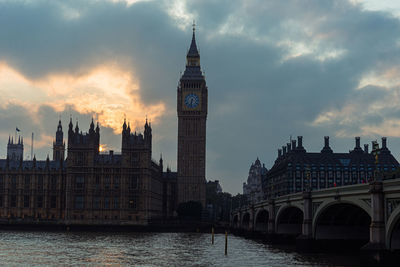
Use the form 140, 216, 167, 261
16, 127, 20, 132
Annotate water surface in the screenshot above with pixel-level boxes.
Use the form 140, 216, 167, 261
0, 231, 359, 266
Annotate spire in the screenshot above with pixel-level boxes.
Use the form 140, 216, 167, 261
187, 20, 199, 58
58, 118, 62, 131
123, 118, 127, 131
182, 22, 202, 78
75, 121, 79, 133
69, 116, 73, 131
90, 117, 95, 129
8, 136, 10, 145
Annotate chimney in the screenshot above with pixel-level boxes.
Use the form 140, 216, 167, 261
287, 143, 291, 152
282, 146, 286, 155
278, 149, 282, 157
364, 144, 369, 154
324, 136, 329, 147
355, 137, 360, 148
291, 140, 297, 151
297, 136, 303, 148
382, 137, 387, 149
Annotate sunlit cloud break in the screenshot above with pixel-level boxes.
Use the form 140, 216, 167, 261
0, 62, 166, 134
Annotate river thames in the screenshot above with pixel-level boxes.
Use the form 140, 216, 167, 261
0, 231, 359, 266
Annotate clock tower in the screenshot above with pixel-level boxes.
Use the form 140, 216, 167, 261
177, 25, 208, 208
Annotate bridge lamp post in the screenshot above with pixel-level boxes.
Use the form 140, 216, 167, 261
372, 141, 381, 182
305, 165, 311, 192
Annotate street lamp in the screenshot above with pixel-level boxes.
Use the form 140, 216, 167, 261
372, 140, 381, 182
305, 165, 311, 192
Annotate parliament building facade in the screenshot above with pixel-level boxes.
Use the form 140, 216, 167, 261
0, 29, 208, 226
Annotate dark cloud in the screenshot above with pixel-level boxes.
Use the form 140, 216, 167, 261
0, 0, 400, 193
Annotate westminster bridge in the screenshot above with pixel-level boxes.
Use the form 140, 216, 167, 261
231, 178, 400, 264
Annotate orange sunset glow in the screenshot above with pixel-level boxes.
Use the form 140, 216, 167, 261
0, 62, 165, 135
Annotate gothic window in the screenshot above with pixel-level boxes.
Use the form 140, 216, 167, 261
351, 172, 358, 183
51, 175, 57, 191
0, 195, 2, 207
0, 176, 3, 190
51, 196, 57, 209
23, 195, 29, 208
114, 197, 119, 209
129, 195, 137, 210
11, 175, 17, 190
38, 175, 43, 190
93, 196, 100, 209
114, 176, 120, 189
37, 196, 43, 208
104, 176, 110, 190
74, 196, 84, 209
344, 171, 349, 183
10, 195, 16, 207
95, 176, 100, 190
24, 175, 30, 190
104, 197, 110, 209
129, 175, 138, 189
75, 176, 84, 189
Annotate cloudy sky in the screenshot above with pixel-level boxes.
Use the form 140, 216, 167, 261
1, 0, 400, 194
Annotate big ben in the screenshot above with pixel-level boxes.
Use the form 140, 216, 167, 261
177, 25, 208, 208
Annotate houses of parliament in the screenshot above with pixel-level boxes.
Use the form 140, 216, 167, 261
0, 28, 208, 226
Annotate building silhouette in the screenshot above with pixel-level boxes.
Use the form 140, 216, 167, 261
177, 25, 208, 207
0, 118, 176, 225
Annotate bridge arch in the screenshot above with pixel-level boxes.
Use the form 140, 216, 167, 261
313, 201, 371, 244
254, 209, 269, 232
276, 205, 303, 235
241, 212, 251, 230
386, 205, 400, 250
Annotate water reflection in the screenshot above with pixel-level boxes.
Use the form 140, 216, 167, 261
0, 231, 358, 266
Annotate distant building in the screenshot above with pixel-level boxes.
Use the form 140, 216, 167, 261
207, 180, 222, 194
243, 158, 267, 203
265, 136, 400, 199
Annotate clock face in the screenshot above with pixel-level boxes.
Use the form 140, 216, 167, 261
184, 93, 199, 109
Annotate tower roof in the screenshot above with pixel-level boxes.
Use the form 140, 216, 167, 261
187, 25, 199, 58
181, 23, 204, 80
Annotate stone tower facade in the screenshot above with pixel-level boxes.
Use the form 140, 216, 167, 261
7, 136, 23, 161
53, 119, 65, 161
177, 26, 208, 207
